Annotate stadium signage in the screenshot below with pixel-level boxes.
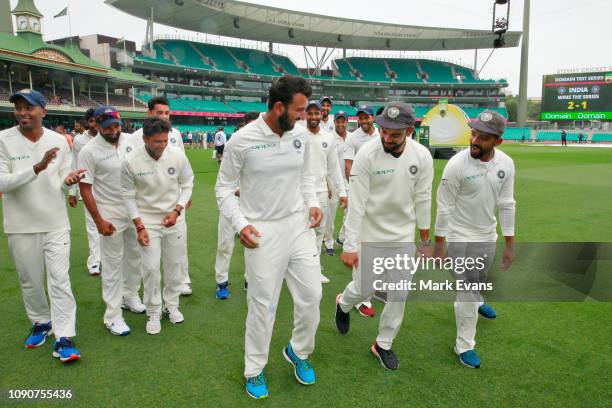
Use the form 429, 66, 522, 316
540, 112, 612, 120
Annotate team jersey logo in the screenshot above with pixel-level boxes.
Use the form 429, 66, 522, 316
293, 139, 302, 150
126, 146, 132, 153
322, 141, 328, 148
497, 170, 505, 179
409, 165, 418, 175
168, 167, 176, 175
171, 137, 176, 143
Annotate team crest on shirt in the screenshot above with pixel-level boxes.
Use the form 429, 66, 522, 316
409, 165, 418, 175
293, 139, 302, 150
168, 167, 176, 175
126, 146, 132, 153
322, 141, 328, 149
171, 137, 176, 143
497, 170, 505, 179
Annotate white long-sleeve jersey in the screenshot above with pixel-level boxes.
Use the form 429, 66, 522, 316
78, 133, 134, 225
343, 137, 434, 253
215, 113, 319, 234
332, 131, 348, 189
69, 131, 96, 196
435, 148, 516, 242
343, 126, 380, 161
130, 127, 185, 152
0, 126, 73, 233
305, 127, 347, 197
121, 145, 194, 226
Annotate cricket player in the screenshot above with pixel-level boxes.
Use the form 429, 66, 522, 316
434, 110, 516, 369
214, 126, 227, 162
121, 117, 194, 335
343, 105, 380, 318
130, 96, 192, 297
323, 111, 349, 255
304, 100, 347, 283
79, 106, 145, 336
215, 75, 322, 399
0, 89, 84, 362
334, 101, 433, 370
68, 108, 101, 275
214, 111, 259, 299
319, 96, 335, 133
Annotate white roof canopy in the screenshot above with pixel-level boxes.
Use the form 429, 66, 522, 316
106, 0, 522, 51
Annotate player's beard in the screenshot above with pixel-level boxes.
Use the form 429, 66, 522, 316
101, 130, 121, 144
307, 118, 320, 131
470, 143, 492, 159
145, 144, 164, 160
382, 135, 407, 154
278, 109, 295, 132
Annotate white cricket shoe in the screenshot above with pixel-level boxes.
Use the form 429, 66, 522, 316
122, 297, 146, 314
180, 284, 192, 296
146, 313, 161, 335
106, 317, 130, 336
321, 274, 330, 284
165, 307, 185, 324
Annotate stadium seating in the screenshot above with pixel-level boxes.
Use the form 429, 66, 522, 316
386, 59, 421, 83
269, 55, 300, 75
345, 58, 390, 82
503, 127, 531, 141
173, 98, 235, 112
225, 100, 267, 112
229, 47, 278, 76
535, 131, 580, 142
591, 133, 612, 143
194, 43, 245, 74
162, 41, 214, 70
418, 59, 457, 83
334, 59, 359, 80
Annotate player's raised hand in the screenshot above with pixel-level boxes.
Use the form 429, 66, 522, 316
33, 147, 59, 174
64, 169, 86, 186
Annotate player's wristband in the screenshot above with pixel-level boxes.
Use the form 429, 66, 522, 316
173, 208, 182, 216
136, 224, 146, 232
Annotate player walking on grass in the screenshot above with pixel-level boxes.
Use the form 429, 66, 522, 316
304, 100, 347, 283
434, 110, 516, 369
335, 101, 433, 370
68, 108, 102, 276
79, 106, 145, 337
215, 76, 322, 399
131, 96, 193, 297
0, 89, 84, 362
121, 117, 194, 335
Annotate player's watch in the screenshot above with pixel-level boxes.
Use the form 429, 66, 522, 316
420, 239, 432, 247
173, 208, 182, 216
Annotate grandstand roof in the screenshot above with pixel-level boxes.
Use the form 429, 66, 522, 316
106, 0, 522, 51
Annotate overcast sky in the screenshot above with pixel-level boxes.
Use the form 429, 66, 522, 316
8, 0, 612, 97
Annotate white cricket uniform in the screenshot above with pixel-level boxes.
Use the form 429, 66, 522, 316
215, 131, 227, 147
121, 145, 194, 316
320, 116, 335, 133
215, 208, 236, 285
0, 126, 77, 338
342, 126, 380, 308
305, 127, 346, 254
435, 148, 515, 354
78, 133, 142, 325
70, 131, 100, 270
215, 114, 322, 378
131, 127, 191, 287
324, 130, 348, 250
339, 137, 433, 350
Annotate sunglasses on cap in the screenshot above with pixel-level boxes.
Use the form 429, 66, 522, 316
97, 111, 121, 121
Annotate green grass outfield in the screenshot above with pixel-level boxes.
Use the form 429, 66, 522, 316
1, 144, 610, 407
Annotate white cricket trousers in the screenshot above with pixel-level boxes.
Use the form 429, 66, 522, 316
338, 245, 415, 350
314, 191, 330, 254
83, 206, 100, 269
8, 229, 77, 338
244, 210, 322, 378
99, 226, 142, 325
215, 213, 235, 284
448, 242, 496, 354
140, 221, 186, 316
180, 215, 191, 286
323, 191, 345, 250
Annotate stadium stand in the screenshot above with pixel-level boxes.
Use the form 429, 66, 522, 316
346, 58, 390, 82
536, 131, 580, 142
419, 59, 457, 83
386, 59, 421, 83
225, 100, 267, 112
591, 133, 612, 143
503, 127, 532, 140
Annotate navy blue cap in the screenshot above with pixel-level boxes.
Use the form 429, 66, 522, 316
94, 105, 122, 128
356, 105, 374, 116
10, 89, 46, 108
334, 110, 348, 120
307, 100, 322, 111
319, 96, 333, 104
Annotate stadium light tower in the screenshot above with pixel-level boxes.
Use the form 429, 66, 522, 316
517, 0, 530, 127
492, 0, 510, 48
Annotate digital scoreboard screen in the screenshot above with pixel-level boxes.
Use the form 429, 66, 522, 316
540, 71, 612, 120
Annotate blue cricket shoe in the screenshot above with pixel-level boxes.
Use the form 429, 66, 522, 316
478, 304, 497, 320
52, 337, 81, 363
215, 281, 230, 299
246, 372, 268, 399
459, 349, 481, 368
25, 322, 53, 348
283, 343, 316, 385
